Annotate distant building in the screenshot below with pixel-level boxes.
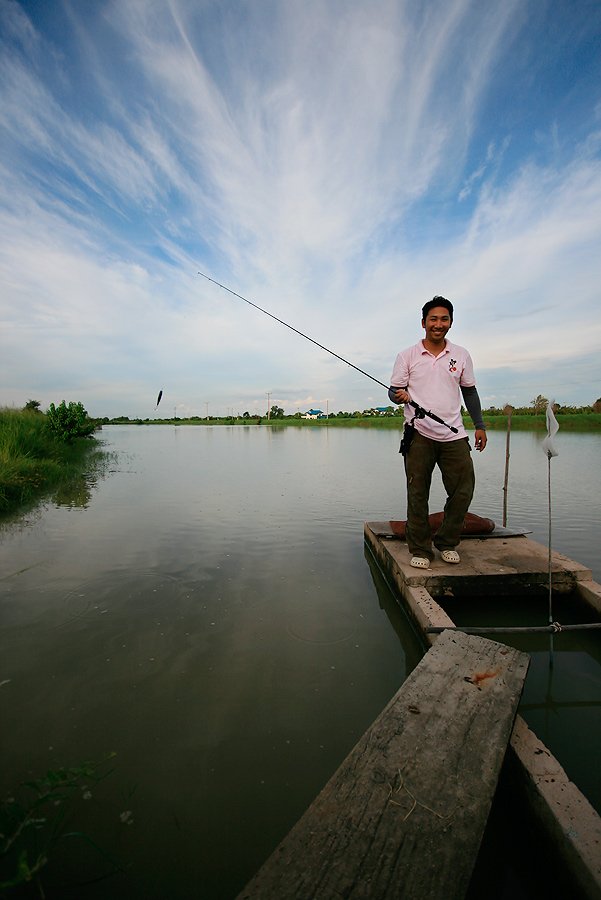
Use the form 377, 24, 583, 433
302, 409, 327, 419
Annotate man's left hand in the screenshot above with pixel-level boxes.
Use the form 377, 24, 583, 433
474, 429, 487, 452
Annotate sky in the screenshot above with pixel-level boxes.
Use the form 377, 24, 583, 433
1, 0, 600, 419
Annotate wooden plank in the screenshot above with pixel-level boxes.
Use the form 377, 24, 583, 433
236, 631, 529, 900
508, 716, 601, 900
365, 524, 592, 597
368, 521, 532, 539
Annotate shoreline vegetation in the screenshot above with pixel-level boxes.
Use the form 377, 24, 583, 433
104, 412, 601, 430
0, 406, 105, 516
103, 393, 601, 430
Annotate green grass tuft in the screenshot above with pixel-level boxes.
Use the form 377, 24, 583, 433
0, 408, 104, 515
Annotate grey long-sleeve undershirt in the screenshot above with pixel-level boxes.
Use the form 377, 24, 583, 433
387, 384, 486, 430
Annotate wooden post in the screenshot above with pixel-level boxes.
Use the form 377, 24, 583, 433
502, 404, 512, 527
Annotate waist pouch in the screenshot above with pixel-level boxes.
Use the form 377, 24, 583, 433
399, 420, 416, 456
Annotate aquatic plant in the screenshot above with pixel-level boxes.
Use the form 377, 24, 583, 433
0, 755, 123, 897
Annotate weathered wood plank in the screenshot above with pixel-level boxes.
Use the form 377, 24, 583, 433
364, 524, 592, 596
508, 716, 601, 900
236, 631, 529, 900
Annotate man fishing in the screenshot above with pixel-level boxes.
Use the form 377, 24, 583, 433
389, 296, 487, 569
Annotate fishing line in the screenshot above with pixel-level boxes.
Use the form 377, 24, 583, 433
197, 272, 457, 433
198, 272, 389, 390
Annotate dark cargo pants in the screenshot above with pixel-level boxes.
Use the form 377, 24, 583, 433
404, 431, 475, 561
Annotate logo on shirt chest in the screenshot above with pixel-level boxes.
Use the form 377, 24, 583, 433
449, 358, 457, 373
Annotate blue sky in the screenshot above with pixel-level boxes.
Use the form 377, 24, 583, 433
1, 0, 600, 418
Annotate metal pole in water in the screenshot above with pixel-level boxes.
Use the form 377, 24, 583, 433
548, 449, 554, 666
547, 450, 553, 624
542, 400, 559, 669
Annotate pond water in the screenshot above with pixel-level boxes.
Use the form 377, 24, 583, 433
1, 423, 599, 898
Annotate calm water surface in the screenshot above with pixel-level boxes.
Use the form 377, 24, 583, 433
1, 424, 599, 898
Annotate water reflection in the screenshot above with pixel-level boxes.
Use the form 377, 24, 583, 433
51, 475, 95, 508
0, 424, 599, 898
363, 543, 426, 662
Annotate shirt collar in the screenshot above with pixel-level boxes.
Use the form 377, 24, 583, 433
420, 339, 449, 356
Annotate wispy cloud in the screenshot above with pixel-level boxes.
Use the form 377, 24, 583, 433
0, 0, 600, 416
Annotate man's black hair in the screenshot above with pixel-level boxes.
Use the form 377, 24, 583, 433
422, 295, 453, 323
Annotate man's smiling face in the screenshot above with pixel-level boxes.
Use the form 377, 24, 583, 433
422, 306, 452, 344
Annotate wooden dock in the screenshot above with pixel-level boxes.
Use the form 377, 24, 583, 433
237, 630, 528, 900
365, 523, 593, 601
364, 521, 601, 899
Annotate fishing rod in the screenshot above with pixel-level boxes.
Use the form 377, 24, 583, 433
197, 272, 457, 433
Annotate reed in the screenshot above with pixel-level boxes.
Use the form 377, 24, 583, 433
0, 408, 102, 514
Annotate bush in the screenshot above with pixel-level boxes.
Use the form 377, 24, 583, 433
46, 401, 95, 443
0, 408, 107, 514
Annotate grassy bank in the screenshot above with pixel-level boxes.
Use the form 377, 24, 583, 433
267, 413, 601, 430
106, 412, 601, 430
0, 408, 104, 515
480, 413, 601, 430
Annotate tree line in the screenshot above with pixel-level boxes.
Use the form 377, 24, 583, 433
20, 395, 601, 425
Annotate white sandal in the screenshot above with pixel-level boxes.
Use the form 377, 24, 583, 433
441, 550, 460, 564
410, 556, 431, 569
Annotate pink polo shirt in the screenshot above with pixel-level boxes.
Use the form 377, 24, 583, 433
390, 339, 476, 441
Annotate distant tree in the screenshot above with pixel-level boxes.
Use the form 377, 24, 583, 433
594, 398, 601, 414
530, 394, 549, 414
270, 405, 284, 419
555, 404, 587, 415
24, 399, 42, 412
